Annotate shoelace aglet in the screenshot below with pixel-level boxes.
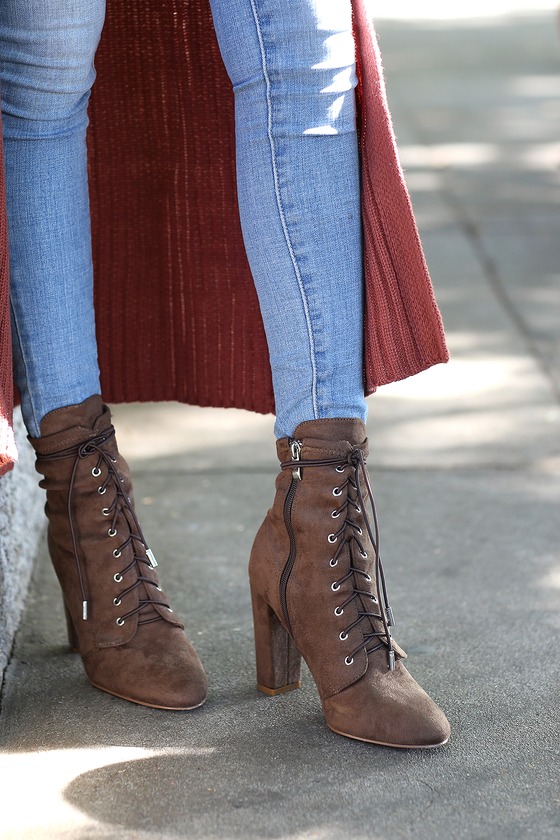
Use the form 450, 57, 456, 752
82, 600, 88, 621
146, 548, 158, 568
386, 606, 395, 627
388, 649, 395, 671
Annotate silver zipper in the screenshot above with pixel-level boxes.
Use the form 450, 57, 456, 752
290, 439, 302, 480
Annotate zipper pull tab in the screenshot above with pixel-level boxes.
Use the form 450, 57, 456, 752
290, 439, 302, 480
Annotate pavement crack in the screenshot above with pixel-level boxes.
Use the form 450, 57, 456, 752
442, 186, 560, 407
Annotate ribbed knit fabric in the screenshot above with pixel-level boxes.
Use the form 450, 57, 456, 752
87, 0, 274, 412
0, 0, 448, 475
353, 3, 448, 386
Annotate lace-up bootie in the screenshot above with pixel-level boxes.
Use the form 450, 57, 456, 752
29, 395, 207, 710
249, 418, 450, 748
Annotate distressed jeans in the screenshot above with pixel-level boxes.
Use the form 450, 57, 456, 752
1, 0, 367, 438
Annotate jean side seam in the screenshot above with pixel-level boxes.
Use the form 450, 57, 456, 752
248, 0, 319, 421
9, 296, 40, 436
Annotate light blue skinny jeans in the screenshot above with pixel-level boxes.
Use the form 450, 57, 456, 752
0, 0, 367, 439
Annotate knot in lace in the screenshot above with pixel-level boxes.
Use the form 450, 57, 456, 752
38, 428, 170, 626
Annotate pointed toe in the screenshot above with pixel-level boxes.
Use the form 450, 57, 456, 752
323, 658, 450, 748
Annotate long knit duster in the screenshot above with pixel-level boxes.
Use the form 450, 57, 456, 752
0, 0, 448, 476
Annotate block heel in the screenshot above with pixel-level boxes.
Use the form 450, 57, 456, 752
251, 587, 301, 695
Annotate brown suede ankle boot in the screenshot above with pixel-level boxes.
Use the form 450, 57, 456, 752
249, 418, 450, 748
29, 395, 207, 710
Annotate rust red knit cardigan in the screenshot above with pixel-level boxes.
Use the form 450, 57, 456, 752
0, 0, 448, 476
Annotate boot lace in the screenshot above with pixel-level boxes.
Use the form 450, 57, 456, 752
282, 445, 396, 671
38, 428, 171, 626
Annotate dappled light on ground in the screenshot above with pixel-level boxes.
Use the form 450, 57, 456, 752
0, 747, 213, 838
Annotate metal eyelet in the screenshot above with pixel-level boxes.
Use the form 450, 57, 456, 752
331, 582, 340, 592
156, 586, 162, 591
336, 465, 346, 473
356, 527, 363, 536
111, 457, 117, 463
365, 574, 372, 582
108, 528, 117, 538
360, 550, 368, 559
334, 606, 344, 617
102, 508, 110, 516
116, 617, 125, 626
91, 467, 102, 477
113, 597, 122, 606
339, 631, 348, 641
331, 510, 340, 519
329, 558, 338, 568
328, 534, 337, 544
344, 656, 354, 666
113, 572, 123, 583
97, 486, 107, 495
113, 549, 121, 558
167, 608, 173, 612
332, 487, 342, 497
355, 505, 361, 514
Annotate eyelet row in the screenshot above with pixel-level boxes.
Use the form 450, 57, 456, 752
331, 461, 363, 668
334, 600, 352, 661
92, 453, 152, 629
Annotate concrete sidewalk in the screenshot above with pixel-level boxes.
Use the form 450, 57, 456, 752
1, 6, 559, 839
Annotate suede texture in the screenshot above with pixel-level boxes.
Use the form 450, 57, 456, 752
250, 418, 450, 747
29, 395, 207, 710
322, 654, 450, 748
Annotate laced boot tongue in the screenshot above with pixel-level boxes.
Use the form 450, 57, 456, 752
100, 467, 171, 628
279, 421, 398, 672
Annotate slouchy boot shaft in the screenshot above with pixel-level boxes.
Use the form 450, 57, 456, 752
29, 395, 207, 710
